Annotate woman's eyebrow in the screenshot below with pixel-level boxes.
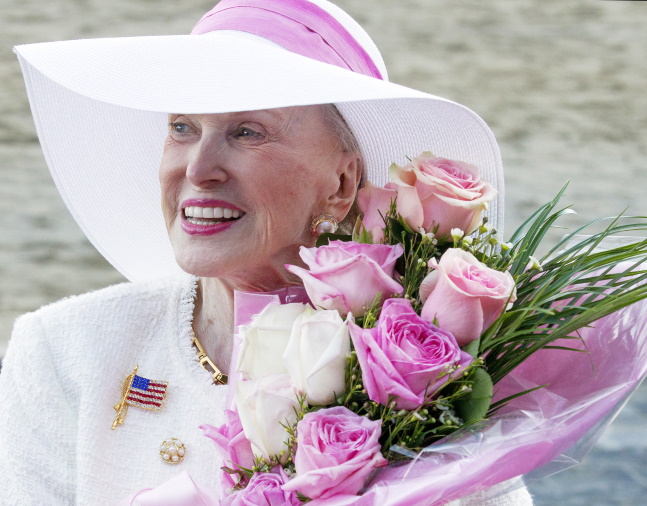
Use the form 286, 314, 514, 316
228, 109, 287, 121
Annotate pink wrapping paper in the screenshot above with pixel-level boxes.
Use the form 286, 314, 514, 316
309, 298, 647, 505
120, 471, 220, 506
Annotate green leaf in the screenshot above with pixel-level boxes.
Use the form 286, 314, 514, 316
358, 227, 373, 245
396, 214, 416, 235
352, 216, 374, 244
388, 216, 406, 241
462, 338, 480, 359
316, 233, 352, 247
454, 368, 493, 424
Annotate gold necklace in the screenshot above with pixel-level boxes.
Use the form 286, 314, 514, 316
190, 328, 228, 385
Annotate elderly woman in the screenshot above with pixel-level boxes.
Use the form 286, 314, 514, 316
0, 0, 531, 504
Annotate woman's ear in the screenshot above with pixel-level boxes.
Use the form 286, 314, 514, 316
326, 154, 362, 219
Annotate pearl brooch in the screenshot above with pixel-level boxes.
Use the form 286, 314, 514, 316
159, 437, 186, 464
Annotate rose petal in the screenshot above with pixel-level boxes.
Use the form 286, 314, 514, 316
235, 375, 299, 460
394, 184, 424, 231
283, 308, 350, 405
357, 183, 397, 243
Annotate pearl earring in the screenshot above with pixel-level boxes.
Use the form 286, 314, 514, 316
311, 214, 339, 236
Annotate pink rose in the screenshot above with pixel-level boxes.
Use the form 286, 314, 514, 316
200, 410, 254, 490
420, 248, 517, 346
390, 152, 497, 237
282, 406, 387, 500
222, 468, 301, 506
357, 182, 423, 243
285, 241, 404, 316
349, 298, 473, 409
357, 182, 396, 243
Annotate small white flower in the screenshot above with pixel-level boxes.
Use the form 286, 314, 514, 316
450, 228, 465, 241
462, 236, 473, 246
419, 227, 436, 243
500, 242, 513, 252
526, 256, 543, 271
439, 409, 461, 425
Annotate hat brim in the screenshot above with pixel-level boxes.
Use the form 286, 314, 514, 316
16, 31, 503, 282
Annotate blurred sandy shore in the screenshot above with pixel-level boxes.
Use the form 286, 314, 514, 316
1, 0, 646, 503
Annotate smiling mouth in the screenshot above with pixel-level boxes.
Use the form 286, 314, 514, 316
183, 206, 245, 225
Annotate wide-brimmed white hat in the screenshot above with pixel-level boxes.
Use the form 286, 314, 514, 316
15, 0, 503, 282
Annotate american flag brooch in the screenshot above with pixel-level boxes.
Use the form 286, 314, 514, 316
112, 366, 168, 429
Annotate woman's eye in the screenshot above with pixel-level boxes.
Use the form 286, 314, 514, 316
169, 122, 192, 135
237, 126, 259, 138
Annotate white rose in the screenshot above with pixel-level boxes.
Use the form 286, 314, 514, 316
237, 302, 307, 379
236, 303, 350, 406
283, 306, 350, 405
235, 374, 299, 461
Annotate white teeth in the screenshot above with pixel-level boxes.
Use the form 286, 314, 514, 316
186, 218, 216, 225
184, 206, 244, 221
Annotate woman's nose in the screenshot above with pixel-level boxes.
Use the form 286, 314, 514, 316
185, 137, 229, 188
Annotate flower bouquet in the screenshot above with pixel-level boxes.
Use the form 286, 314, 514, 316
128, 153, 647, 505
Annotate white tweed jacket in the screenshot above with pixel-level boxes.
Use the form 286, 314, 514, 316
0, 276, 532, 505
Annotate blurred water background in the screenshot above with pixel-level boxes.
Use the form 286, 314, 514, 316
1, 0, 646, 504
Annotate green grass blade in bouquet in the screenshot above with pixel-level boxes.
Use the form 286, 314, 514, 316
480, 186, 647, 386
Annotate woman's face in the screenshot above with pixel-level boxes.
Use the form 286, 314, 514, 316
160, 105, 358, 287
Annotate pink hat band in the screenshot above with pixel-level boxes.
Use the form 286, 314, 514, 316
191, 0, 384, 80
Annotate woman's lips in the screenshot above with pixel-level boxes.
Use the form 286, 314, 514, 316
180, 199, 245, 236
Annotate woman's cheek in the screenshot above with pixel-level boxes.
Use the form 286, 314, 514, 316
159, 178, 181, 229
